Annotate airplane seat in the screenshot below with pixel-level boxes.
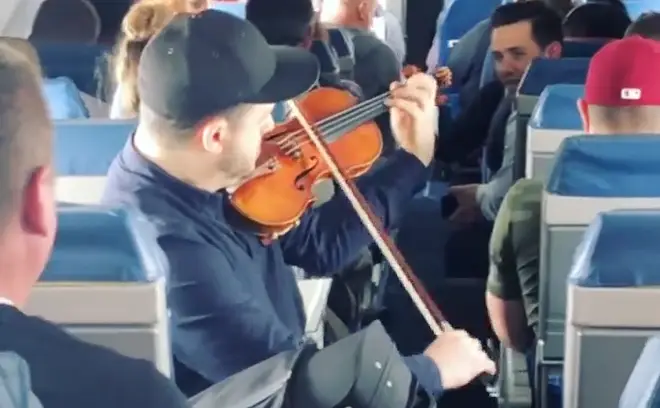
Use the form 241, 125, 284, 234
513, 57, 590, 181
26, 206, 172, 377
565, 211, 660, 408
526, 84, 584, 179
0, 352, 43, 408
538, 136, 660, 408
619, 336, 660, 408
33, 42, 110, 98
437, 0, 501, 66
43, 77, 90, 120
327, 28, 356, 81
562, 40, 607, 58
54, 120, 136, 204
209, 0, 246, 18
480, 49, 495, 88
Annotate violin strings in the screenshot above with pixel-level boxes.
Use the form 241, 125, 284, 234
270, 91, 391, 151
277, 95, 389, 154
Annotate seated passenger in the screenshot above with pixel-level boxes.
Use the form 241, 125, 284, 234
101, 9, 495, 398
320, 0, 401, 100
562, 2, 631, 41
487, 36, 660, 352
442, 2, 563, 222
110, 0, 176, 119
626, 12, 660, 40
0, 43, 188, 408
29, 0, 101, 44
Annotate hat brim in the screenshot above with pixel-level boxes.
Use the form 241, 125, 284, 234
246, 46, 320, 104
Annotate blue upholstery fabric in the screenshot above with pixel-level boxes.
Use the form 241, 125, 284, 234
547, 135, 660, 197
619, 336, 660, 407
529, 84, 584, 130
41, 206, 165, 282
562, 40, 606, 58
518, 58, 590, 96
34, 42, 109, 97
272, 103, 288, 123
480, 50, 495, 88
54, 121, 135, 175
438, 0, 501, 65
570, 211, 660, 287
43, 77, 89, 120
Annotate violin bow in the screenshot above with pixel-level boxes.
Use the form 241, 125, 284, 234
287, 99, 452, 335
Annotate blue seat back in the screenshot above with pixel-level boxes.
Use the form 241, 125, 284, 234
272, 103, 288, 123
562, 40, 607, 58
480, 50, 495, 88
518, 58, 590, 96
438, 0, 501, 65
34, 42, 109, 98
41, 206, 163, 282
54, 120, 135, 176
624, 0, 660, 19
548, 135, 660, 197
43, 77, 89, 120
620, 336, 660, 408
526, 84, 584, 179
209, 0, 246, 18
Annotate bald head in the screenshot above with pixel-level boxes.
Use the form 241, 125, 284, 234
0, 44, 52, 227
320, 0, 377, 29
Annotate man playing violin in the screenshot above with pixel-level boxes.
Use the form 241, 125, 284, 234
102, 9, 495, 399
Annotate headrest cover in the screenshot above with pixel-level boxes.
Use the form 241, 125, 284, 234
530, 84, 583, 129
570, 211, 660, 288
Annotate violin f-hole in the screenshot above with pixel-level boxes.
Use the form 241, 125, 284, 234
294, 156, 318, 190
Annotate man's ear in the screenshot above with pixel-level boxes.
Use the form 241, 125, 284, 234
544, 41, 562, 59
199, 117, 229, 154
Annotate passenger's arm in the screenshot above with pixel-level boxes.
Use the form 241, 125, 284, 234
486, 180, 541, 353
160, 236, 302, 383
435, 81, 504, 163
475, 120, 514, 220
280, 149, 427, 276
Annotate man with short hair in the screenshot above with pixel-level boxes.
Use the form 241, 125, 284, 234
626, 12, 660, 40
486, 36, 660, 352
0, 43, 189, 408
102, 9, 495, 399
320, 0, 401, 99
445, 1, 564, 223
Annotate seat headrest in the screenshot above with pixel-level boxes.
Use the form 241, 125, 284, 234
41, 206, 165, 282
518, 58, 590, 96
43, 77, 89, 120
547, 135, 660, 197
209, 0, 246, 18
619, 336, 660, 407
54, 120, 135, 175
529, 84, 584, 130
570, 210, 660, 288
310, 40, 340, 75
562, 40, 607, 58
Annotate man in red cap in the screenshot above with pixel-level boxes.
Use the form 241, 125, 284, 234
485, 35, 660, 352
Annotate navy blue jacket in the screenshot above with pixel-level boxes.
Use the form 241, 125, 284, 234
102, 138, 443, 397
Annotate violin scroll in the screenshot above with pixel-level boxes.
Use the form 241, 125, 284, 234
401, 65, 453, 105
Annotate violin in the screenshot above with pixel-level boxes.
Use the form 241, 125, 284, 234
230, 79, 452, 334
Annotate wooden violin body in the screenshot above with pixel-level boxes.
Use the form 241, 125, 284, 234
230, 87, 383, 238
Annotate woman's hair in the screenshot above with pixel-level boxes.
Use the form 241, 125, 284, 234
111, 0, 176, 117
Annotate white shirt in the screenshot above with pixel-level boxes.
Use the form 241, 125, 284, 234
0, 0, 46, 38
0, 297, 15, 307
372, 6, 406, 64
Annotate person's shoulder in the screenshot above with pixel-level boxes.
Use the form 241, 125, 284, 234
502, 179, 543, 217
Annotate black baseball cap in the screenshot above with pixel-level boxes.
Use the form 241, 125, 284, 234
138, 10, 320, 127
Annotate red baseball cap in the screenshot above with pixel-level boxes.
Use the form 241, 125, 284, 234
584, 35, 660, 107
